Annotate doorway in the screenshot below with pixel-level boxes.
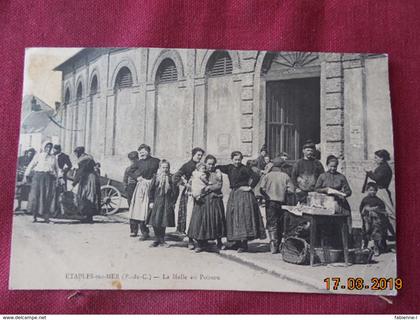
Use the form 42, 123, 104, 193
266, 77, 320, 160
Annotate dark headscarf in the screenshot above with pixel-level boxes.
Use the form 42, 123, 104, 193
73, 146, 85, 158
374, 149, 391, 161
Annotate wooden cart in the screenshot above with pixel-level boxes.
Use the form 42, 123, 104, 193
99, 176, 127, 215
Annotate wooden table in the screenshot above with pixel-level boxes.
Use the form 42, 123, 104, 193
303, 212, 350, 266
282, 207, 350, 266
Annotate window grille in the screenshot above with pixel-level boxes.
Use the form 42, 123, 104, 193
206, 51, 233, 77
156, 59, 178, 84
115, 67, 133, 89
76, 83, 83, 101
64, 89, 70, 105
90, 75, 98, 95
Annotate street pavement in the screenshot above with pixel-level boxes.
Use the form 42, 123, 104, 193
115, 207, 396, 296
10, 200, 397, 296
9, 214, 315, 293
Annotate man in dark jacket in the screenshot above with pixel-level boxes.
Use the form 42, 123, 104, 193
53, 144, 72, 187
52, 144, 73, 217
291, 142, 324, 203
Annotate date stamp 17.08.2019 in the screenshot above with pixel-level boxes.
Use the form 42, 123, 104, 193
324, 277, 403, 291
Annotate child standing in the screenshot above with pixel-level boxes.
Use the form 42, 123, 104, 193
360, 182, 388, 256
260, 157, 294, 254
124, 151, 140, 236
147, 160, 179, 247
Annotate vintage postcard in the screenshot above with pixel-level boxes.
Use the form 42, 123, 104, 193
10, 48, 397, 294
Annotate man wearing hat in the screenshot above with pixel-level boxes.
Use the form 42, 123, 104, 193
260, 157, 294, 253
291, 142, 324, 203
276, 152, 293, 177
255, 144, 269, 170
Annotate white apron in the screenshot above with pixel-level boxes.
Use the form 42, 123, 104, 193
128, 177, 152, 221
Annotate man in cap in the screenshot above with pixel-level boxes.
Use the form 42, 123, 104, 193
255, 144, 269, 170
277, 151, 293, 177
291, 142, 324, 203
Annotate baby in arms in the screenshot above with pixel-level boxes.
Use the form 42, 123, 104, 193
191, 162, 211, 200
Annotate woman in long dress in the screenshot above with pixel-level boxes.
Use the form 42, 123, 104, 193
216, 151, 266, 253
72, 146, 101, 223
364, 149, 395, 237
315, 155, 352, 248
147, 160, 179, 247
24, 142, 59, 223
188, 155, 227, 252
16, 148, 36, 212
173, 147, 205, 248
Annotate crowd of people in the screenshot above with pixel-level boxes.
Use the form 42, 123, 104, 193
16, 140, 396, 257
121, 141, 396, 256
16, 143, 100, 223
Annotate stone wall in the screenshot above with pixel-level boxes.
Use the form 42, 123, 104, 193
322, 53, 345, 162
342, 54, 394, 222
57, 49, 394, 226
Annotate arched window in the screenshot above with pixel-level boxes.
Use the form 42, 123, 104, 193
156, 58, 178, 84
64, 88, 70, 105
76, 82, 83, 101
115, 67, 133, 90
90, 75, 98, 95
206, 51, 233, 77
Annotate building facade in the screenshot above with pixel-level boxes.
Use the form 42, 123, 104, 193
19, 95, 60, 156
54, 48, 394, 216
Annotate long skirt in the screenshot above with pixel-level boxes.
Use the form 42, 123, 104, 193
16, 183, 31, 202
253, 175, 263, 199
188, 195, 227, 240
362, 210, 388, 242
27, 172, 56, 217
176, 187, 193, 233
147, 194, 175, 228
377, 188, 395, 218
77, 172, 101, 217
226, 189, 266, 241
128, 178, 152, 221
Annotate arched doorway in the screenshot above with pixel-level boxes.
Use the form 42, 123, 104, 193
262, 52, 321, 160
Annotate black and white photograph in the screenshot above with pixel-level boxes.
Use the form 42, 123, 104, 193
10, 47, 396, 294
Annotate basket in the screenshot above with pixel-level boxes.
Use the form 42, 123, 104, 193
58, 191, 85, 219
314, 247, 343, 264
349, 248, 374, 264
281, 237, 310, 265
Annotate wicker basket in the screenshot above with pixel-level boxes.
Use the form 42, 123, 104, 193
349, 248, 374, 264
58, 191, 85, 220
281, 237, 310, 265
314, 247, 343, 264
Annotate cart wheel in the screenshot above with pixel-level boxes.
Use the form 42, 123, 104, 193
100, 185, 122, 215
